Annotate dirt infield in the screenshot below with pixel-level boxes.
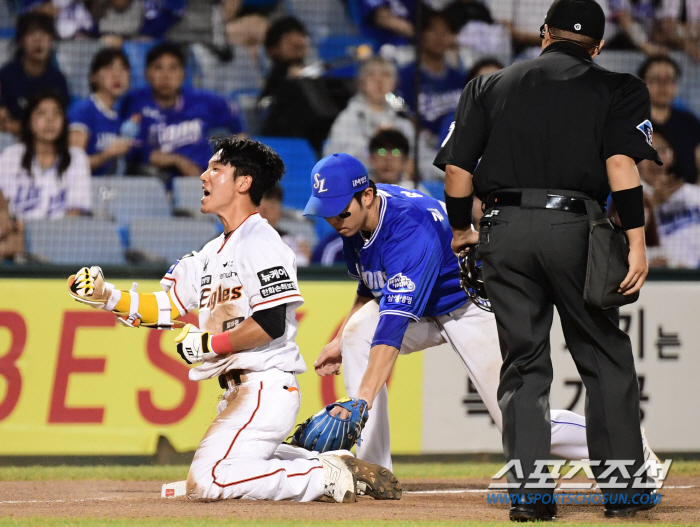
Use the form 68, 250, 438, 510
0, 477, 698, 524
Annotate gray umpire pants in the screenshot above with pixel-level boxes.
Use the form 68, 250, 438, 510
478, 192, 646, 500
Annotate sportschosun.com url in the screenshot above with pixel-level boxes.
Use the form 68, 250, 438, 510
486, 493, 662, 505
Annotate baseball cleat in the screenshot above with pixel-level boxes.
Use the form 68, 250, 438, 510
339, 455, 402, 500
320, 454, 357, 503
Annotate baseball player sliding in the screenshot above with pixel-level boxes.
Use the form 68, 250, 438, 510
306, 153, 658, 473
67, 138, 399, 503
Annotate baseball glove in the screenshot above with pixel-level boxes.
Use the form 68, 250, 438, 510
288, 397, 368, 452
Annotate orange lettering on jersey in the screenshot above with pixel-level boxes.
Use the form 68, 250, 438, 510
201, 286, 244, 310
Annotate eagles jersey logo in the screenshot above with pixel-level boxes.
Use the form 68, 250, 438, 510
636, 119, 654, 147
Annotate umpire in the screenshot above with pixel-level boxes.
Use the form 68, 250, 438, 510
435, 0, 661, 521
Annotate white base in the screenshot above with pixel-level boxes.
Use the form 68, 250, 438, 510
161, 480, 187, 498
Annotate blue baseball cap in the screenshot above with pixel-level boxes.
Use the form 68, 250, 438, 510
303, 153, 369, 217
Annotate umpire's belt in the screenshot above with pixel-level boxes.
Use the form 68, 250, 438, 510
485, 191, 587, 215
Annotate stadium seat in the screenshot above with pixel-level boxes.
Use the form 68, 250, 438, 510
92, 177, 171, 223
56, 40, 104, 99
172, 177, 208, 220
289, 0, 357, 42
253, 136, 318, 211
0, 38, 11, 66
191, 43, 261, 95
122, 40, 158, 91
127, 218, 219, 263
318, 35, 376, 77
24, 218, 125, 264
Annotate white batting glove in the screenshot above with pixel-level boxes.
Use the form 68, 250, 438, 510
68, 266, 120, 311
175, 324, 216, 364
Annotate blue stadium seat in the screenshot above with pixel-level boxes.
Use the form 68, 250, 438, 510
422, 180, 445, 199
24, 218, 125, 264
318, 35, 376, 63
127, 218, 219, 263
92, 177, 171, 223
253, 136, 318, 211
56, 40, 104, 98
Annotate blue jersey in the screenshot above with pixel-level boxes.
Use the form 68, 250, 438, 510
69, 95, 123, 176
121, 87, 244, 173
397, 63, 465, 137
0, 58, 70, 119
342, 184, 467, 349
359, 0, 415, 46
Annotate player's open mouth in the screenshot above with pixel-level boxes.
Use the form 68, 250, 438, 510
203, 189, 210, 197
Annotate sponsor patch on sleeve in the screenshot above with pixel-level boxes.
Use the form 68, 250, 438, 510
385, 293, 413, 305
260, 281, 296, 299
386, 273, 416, 293
201, 275, 211, 287
257, 266, 290, 286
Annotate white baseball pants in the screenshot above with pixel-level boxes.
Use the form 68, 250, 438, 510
186, 369, 325, 501
341, 300, 589, 470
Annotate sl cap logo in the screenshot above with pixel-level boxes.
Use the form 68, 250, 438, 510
313, 173, 328, 193
574, 23, 581, 30
636, 119, 654, 147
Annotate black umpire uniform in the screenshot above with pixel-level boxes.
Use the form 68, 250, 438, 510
435, 0, 661, 521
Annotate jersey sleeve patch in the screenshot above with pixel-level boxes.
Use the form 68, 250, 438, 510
257, 266, 291, 286
260, 280, 297, 298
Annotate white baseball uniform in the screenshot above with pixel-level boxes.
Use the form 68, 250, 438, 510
161, 212, 325, 501
342, 299, 590, 470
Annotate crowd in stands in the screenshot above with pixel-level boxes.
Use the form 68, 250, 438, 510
0, 0, 699, 269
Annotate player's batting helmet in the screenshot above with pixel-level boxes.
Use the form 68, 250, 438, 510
457, 246, 491, 312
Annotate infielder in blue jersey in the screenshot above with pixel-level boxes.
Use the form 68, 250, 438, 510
306, 153, 658, 472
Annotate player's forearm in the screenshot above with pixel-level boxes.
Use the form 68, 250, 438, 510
114, 290, 181, 322
218, 317, 274, 353
445, 164, 474, 198
355, 344, 400, 409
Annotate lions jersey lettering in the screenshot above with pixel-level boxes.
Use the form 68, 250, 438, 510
342, 184, 467, 321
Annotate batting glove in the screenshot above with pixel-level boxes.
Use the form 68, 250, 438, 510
175, 324, 216, 364
68, 266, 119, 311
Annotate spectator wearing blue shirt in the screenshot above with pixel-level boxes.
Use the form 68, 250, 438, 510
0, 12, 69, 137
121, 42, 245, 179
359, 0, 415, 47
397, 9, 465, 140
69, 48, 133, 176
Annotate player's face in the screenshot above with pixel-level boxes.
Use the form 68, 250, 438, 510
644, 62, 677, 108
147, 54, 185, 100
93, 59, 130, 99
30, 98, 64, 144
272, 31, 309, 62
325, 189, 374, 236
22, 28, 52, 64
258, 197, 282, 228
200, 156, 238, 215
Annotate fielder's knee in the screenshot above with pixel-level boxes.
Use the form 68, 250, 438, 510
186, 467, 220, 500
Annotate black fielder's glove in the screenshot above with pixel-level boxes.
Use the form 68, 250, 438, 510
288, 397, 369, 452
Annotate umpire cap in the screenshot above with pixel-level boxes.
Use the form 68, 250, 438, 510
541, 0, 605, 40
303, 153, 369, 217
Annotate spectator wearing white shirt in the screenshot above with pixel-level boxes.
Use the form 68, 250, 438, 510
0, 91, 91, 220
640, 131, 700, 268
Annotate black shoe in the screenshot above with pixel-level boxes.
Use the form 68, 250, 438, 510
603, 490, 659, 518
509, 502, 557, 522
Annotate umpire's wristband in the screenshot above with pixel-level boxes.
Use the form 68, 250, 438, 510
611, 186, 645, 230
444, 191, 473, 230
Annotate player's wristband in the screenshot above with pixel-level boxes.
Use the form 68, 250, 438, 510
444, 191, 473, 230
611, 186, 645, 230
211, 332, 235, 354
